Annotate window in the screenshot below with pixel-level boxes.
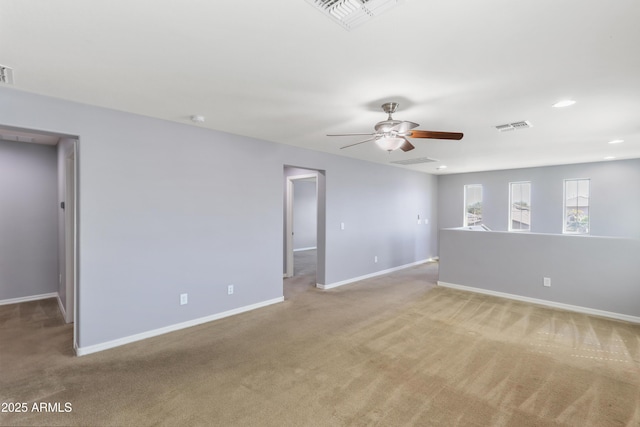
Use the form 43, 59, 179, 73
464, 184, 483, 226
509, 182, 531, 231
563, 179, 590, 234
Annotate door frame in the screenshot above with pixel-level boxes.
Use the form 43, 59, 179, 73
64, 140, 79, 350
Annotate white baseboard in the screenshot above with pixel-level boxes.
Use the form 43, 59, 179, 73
56, 294, 67, 320
75, 296, 285, 356
293, 247, 317, 252
437, 281, 640, 324
318, 258, 435, 290
0, 292, 58, 306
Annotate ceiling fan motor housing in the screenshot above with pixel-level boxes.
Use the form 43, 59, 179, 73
376, 102, 402, 133
375, 119, 402, 133
381, 102, 399, 115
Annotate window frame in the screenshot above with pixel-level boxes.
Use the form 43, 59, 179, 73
463, 184, 483, 227
562, 178, 590, 235
508, 181, 531, 232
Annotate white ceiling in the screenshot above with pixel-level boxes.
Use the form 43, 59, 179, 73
1, 0, 639, 174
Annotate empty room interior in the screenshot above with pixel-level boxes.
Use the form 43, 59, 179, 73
1, 1, 639, 426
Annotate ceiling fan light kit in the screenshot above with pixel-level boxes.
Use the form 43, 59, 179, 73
375, 136, 405, 151
328, 102, 463, 152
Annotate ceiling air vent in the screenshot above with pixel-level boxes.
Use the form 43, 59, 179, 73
305, 0, 403, 30
0, 65, 14, 85
390, 157, 437, 166
495, 121, 533, 132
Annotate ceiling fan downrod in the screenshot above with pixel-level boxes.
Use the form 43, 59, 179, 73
381, 102, 399, 120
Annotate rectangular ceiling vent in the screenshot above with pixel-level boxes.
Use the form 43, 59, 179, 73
305, 0, 402, 30
496, 120, 533, 132
0, 65, 14, 85
390, 157, 437, 166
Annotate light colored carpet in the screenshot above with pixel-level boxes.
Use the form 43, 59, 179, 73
1, 261, 639, 426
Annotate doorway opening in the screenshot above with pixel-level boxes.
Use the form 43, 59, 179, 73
283, 166, 326, 296
0, 125, 79, 351
286, 173, 317, 277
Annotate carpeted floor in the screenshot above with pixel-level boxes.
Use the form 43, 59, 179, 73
1, 259, 639, 426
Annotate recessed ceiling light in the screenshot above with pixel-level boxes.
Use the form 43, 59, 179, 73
190, 115, 205, 123
608, 139, 624, 144
437, 165, 448, 170
603, 156, 616, 161
552, 100, 576, 108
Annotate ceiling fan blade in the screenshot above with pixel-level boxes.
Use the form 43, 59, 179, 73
409, 130, 464, 140
339, 137, 377, 150
390, 121, 420, 133
399, 138, 415, 152
327, 132, 376, 137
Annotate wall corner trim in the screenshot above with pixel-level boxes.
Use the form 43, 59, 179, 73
318, 259, 435, 290
0, 292, 58, 306
76, 296, 285, 356
56, 294, 67, 320
437, 281, 640, 324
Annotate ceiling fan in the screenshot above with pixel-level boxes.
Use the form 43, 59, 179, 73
328, 102, 463, 152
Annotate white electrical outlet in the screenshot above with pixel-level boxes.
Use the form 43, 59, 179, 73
543, 277, 551, 287
228, 285, 234, 295
180, 293, 188, 305
425, 219, 429, 225
340, 222, 345, 230
374, 256, 378, 263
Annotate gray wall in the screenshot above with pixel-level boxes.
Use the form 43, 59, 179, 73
1, 87, 438, 350
437, 161, 640, 320
0, 139, 58, 301
438, 160, 640, 238
320, 157, 438, 282
293, 180, 317, 250
439, 229, 640, 318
